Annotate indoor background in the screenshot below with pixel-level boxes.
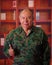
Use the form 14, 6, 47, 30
0, 0, 52, 65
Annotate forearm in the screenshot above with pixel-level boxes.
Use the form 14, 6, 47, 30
43, 43, 51, 65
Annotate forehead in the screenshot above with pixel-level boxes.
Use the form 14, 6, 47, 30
20, 9, 32, 16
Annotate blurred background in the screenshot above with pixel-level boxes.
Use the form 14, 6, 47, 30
0, 0, 52, 65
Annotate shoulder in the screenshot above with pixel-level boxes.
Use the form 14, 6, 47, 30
5, 29, 15, 40
32, 26, 48, 40
14, 26, 22, 34
32, 26, 44, 34
6, 26, 22, 39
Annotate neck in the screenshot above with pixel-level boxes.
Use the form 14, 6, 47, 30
23, 28, 31, 36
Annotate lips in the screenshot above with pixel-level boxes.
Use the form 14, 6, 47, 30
24, 24, 29, 26
24, 23, 29, 25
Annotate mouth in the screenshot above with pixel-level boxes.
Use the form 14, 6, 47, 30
24, 23, 28, 25
24, 24, 29, 26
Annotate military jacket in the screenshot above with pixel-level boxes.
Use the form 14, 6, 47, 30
4, 26, 50, 65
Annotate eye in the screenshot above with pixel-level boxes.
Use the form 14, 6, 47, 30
28, 16, 32, 19
21, 17, 25, 19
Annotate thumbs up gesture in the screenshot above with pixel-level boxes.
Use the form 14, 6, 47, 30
8, 44, 14, 56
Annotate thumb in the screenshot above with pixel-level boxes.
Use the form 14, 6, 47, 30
9, 44, 12, 49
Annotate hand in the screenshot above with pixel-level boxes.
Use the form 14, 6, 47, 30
8, 44, 14, 57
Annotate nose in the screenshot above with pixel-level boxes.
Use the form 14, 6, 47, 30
25, 18, 28, 23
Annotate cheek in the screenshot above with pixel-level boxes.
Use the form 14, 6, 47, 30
19, 18, 23, 24
29, 20, 33, 25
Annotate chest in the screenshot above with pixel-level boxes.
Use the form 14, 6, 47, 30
12, 33, 42, 52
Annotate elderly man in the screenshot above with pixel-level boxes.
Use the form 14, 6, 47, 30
4, 8, 50, 65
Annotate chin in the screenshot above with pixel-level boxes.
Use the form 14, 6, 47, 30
22, 25, 31, 29
24, 27, 31, 30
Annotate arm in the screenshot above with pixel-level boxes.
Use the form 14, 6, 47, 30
42, 32, 51, 65
3, 30, 14, 58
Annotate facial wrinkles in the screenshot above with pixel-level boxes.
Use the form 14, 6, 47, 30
19, 9, 33, 31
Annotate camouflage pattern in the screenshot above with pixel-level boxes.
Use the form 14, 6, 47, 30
4, 26, 50, 65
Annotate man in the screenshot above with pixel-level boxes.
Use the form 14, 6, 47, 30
4, 8, 50, 65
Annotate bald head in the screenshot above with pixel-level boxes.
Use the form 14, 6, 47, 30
19, 8, 33, 18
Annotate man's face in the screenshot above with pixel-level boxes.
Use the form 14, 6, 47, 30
19, 10, 33, 30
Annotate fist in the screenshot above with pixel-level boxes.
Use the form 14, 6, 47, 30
8, 44, 14, 56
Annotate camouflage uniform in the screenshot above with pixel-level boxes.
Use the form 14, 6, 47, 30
4, 26, 50, 65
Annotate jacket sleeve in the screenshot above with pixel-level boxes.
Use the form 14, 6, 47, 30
3, 30, 14, 58
42, 32, 51, 65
